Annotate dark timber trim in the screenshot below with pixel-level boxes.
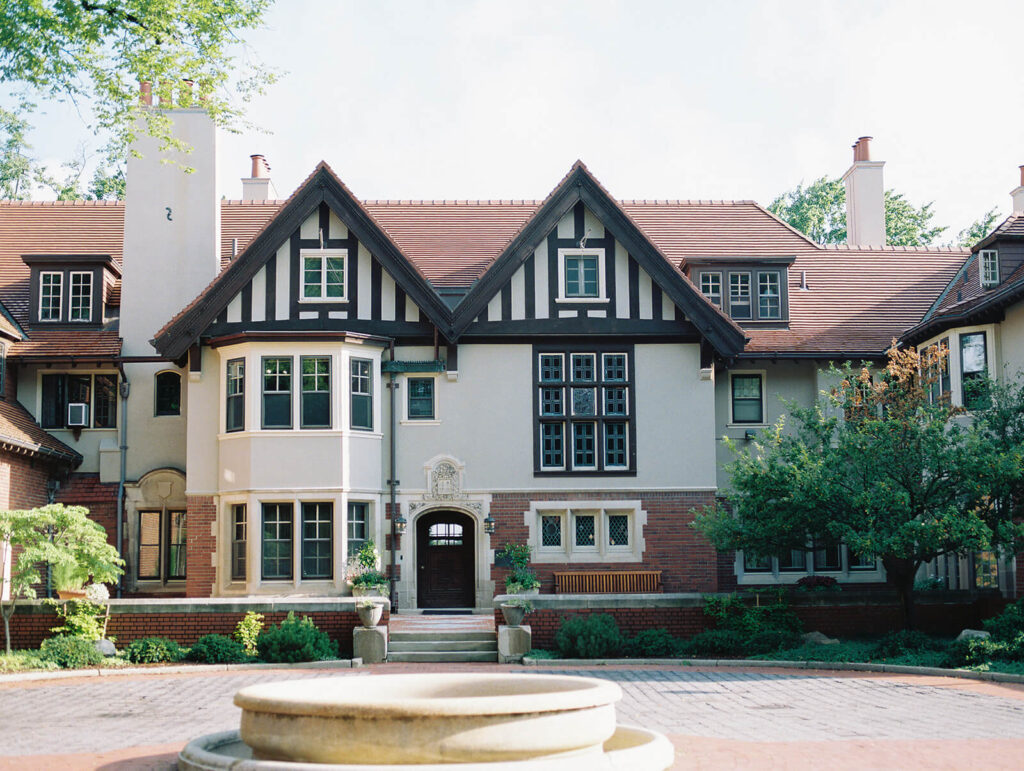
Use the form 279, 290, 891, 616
151, 163, 454, 359
450, 162, 746, 356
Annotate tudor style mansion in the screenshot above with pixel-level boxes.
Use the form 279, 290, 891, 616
2, 99, 1023, 610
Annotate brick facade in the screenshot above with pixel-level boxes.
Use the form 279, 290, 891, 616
0, 453, 54, 510
54, 473, 120, 553
488, 490, 719, 594
185, 496, 217, 597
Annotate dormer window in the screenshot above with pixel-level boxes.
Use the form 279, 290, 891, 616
39, 272, 63, 321
980, 250, 999, 288
69, 272, 93, 321
557, 249, 607, 302
696, 264, 790, 322
300, 248, 346, 302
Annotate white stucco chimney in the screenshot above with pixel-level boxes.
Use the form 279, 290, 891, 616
121, 80, 221, 356
241, 154, 278, 200
1012, 165, 1024, 214
842, 136, 886, 247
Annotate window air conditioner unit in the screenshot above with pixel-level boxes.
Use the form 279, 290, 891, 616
67, 402, 89, 427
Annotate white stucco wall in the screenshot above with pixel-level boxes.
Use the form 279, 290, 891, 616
999, 303, 1024, 380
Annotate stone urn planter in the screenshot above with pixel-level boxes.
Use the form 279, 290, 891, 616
356, 601, 383, 629
499, 603, 527, 627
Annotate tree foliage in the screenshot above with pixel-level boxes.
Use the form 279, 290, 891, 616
0, 504, 123, 653
957, 207, 1001, 249
0, 0, 276, 156
693, 345, 1024, 628
768, 176, 947, 246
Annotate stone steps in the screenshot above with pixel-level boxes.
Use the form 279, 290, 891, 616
388, 629, 498, 664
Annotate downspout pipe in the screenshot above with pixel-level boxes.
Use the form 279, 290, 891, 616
388, 341, 398, 611
115, 364, 130, 598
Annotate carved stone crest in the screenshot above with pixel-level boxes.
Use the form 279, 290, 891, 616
430, 461, 459, 499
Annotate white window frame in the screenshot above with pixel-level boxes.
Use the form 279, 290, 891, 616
980, 249, 999, 288
39, 271, 63, 322
69, 271, 92, 322
728, 370, 766, 426
556, 248, 608, 303
528, 500, 645, 564
728, 271, 752, 319
700, 271, 723, 308
757, 271, 781, 319
401, 373, 440, 425
299, 248, 348, 303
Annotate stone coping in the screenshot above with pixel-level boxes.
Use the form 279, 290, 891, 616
14, 597, 390, 615
0, 658, 362, 684
522, 657, 1024, 683
492, 591, 996, 609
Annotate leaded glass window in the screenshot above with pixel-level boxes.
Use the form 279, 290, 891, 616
408, 378, 434, 419
607, 514, 629, 547
572, 387, 596, 416
541, 515, 562, 547
574, 514, 596, 547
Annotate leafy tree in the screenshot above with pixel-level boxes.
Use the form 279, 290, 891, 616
34, 147, 125, 201
0, 504, 123, 653
0, 0, 276, 156
768, 177, 947, 246
958, 208, 1001, 249
0, 104, 34, 199
693, 345, 1024, 629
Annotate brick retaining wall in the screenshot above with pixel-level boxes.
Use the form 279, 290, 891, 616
494, 592, 1008, 649
6, 599, 388, 658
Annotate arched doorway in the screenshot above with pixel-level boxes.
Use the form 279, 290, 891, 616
416, 510, 475, 609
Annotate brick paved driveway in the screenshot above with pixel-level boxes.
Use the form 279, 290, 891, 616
2, 664, 1024, 769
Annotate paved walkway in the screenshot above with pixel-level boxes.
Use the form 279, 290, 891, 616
2, 663, 1024, 769
389, 612, 495, 633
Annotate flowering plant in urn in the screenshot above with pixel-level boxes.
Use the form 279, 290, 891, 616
347, 540, 388, 596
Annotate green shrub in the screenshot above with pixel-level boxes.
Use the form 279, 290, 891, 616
745, 629, 802, 654
702, 592, 802, 637
525, 648, 560, 660
623, 628, 680, 657
944, 636, 1005, 668
983, 598, 1024, 642
45, 598, 105, 641
679, 629, 746, 657
257, 612, 338, 663
187, 634, 249, 664
914, 577, 946, 592
39, 636, 103, 669
873, 630, 940, 659
234, 611, 264, 656
124, 636, 185, 664
554, 614, 623, 658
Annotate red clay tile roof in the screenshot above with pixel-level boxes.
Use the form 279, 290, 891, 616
0, 398, 81, 465
0, 177, 971, 357
8, 329, 122, 359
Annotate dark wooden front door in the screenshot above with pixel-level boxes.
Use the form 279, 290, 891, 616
417, 511, 475, 608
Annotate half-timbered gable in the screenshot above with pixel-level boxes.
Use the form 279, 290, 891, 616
451, 162, 746, 357
153, 163, 453, 360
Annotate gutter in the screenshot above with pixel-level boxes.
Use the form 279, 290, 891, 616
115, 361, 130, 599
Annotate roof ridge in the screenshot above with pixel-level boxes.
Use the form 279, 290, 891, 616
619, 199, 755, 206
221, 199, 288, 205
0, 199, 122, 207
361, 199, 543, 206
821, 244, 969, 253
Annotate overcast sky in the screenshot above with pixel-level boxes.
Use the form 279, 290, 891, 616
19, 0, 1024, 239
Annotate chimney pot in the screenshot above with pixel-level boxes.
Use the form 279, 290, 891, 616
250, 154, 270, 179
1019, 164, 1024, 188
242, 155, 277, 200
139, 81, 152, 106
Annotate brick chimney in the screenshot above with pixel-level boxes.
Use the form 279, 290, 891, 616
1012, 165, 1024, 214
241, 154, 278, 200
842, 136, 886, 247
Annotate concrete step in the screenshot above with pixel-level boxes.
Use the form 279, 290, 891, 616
387, 650, 498, 663
389, 640, 497, 653
389, 631, 496, 643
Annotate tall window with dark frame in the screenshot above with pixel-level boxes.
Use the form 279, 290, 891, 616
301, 356, 331, 428
351, 359, 373, 430
262, 503, 293, 580
137, 510, 186, 581
347, 501, 368, 557
155, 371, 181, 416
301, 502, 333, 579
231, 504, 246, 582
262, 357, 292, 428
535, 348, 633, 474
926, 338, 951, 405
407, 377, 434, 419
69, 272, 92, 322
960, 332, 988, 409
731, 374, 763, 424
226, 358, 245, 432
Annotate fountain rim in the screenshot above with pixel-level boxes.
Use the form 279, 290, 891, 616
234, 673, 622, 719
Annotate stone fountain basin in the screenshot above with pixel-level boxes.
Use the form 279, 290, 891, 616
235, 673, 622, 765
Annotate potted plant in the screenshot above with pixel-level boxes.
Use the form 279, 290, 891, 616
51, 560, 90, 600
499, 597, 533, 627
356, 598, 384, 629
347, 540, 389, 597
497, 543, 540, 595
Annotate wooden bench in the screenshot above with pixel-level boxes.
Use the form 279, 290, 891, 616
553, 570, 663, 594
